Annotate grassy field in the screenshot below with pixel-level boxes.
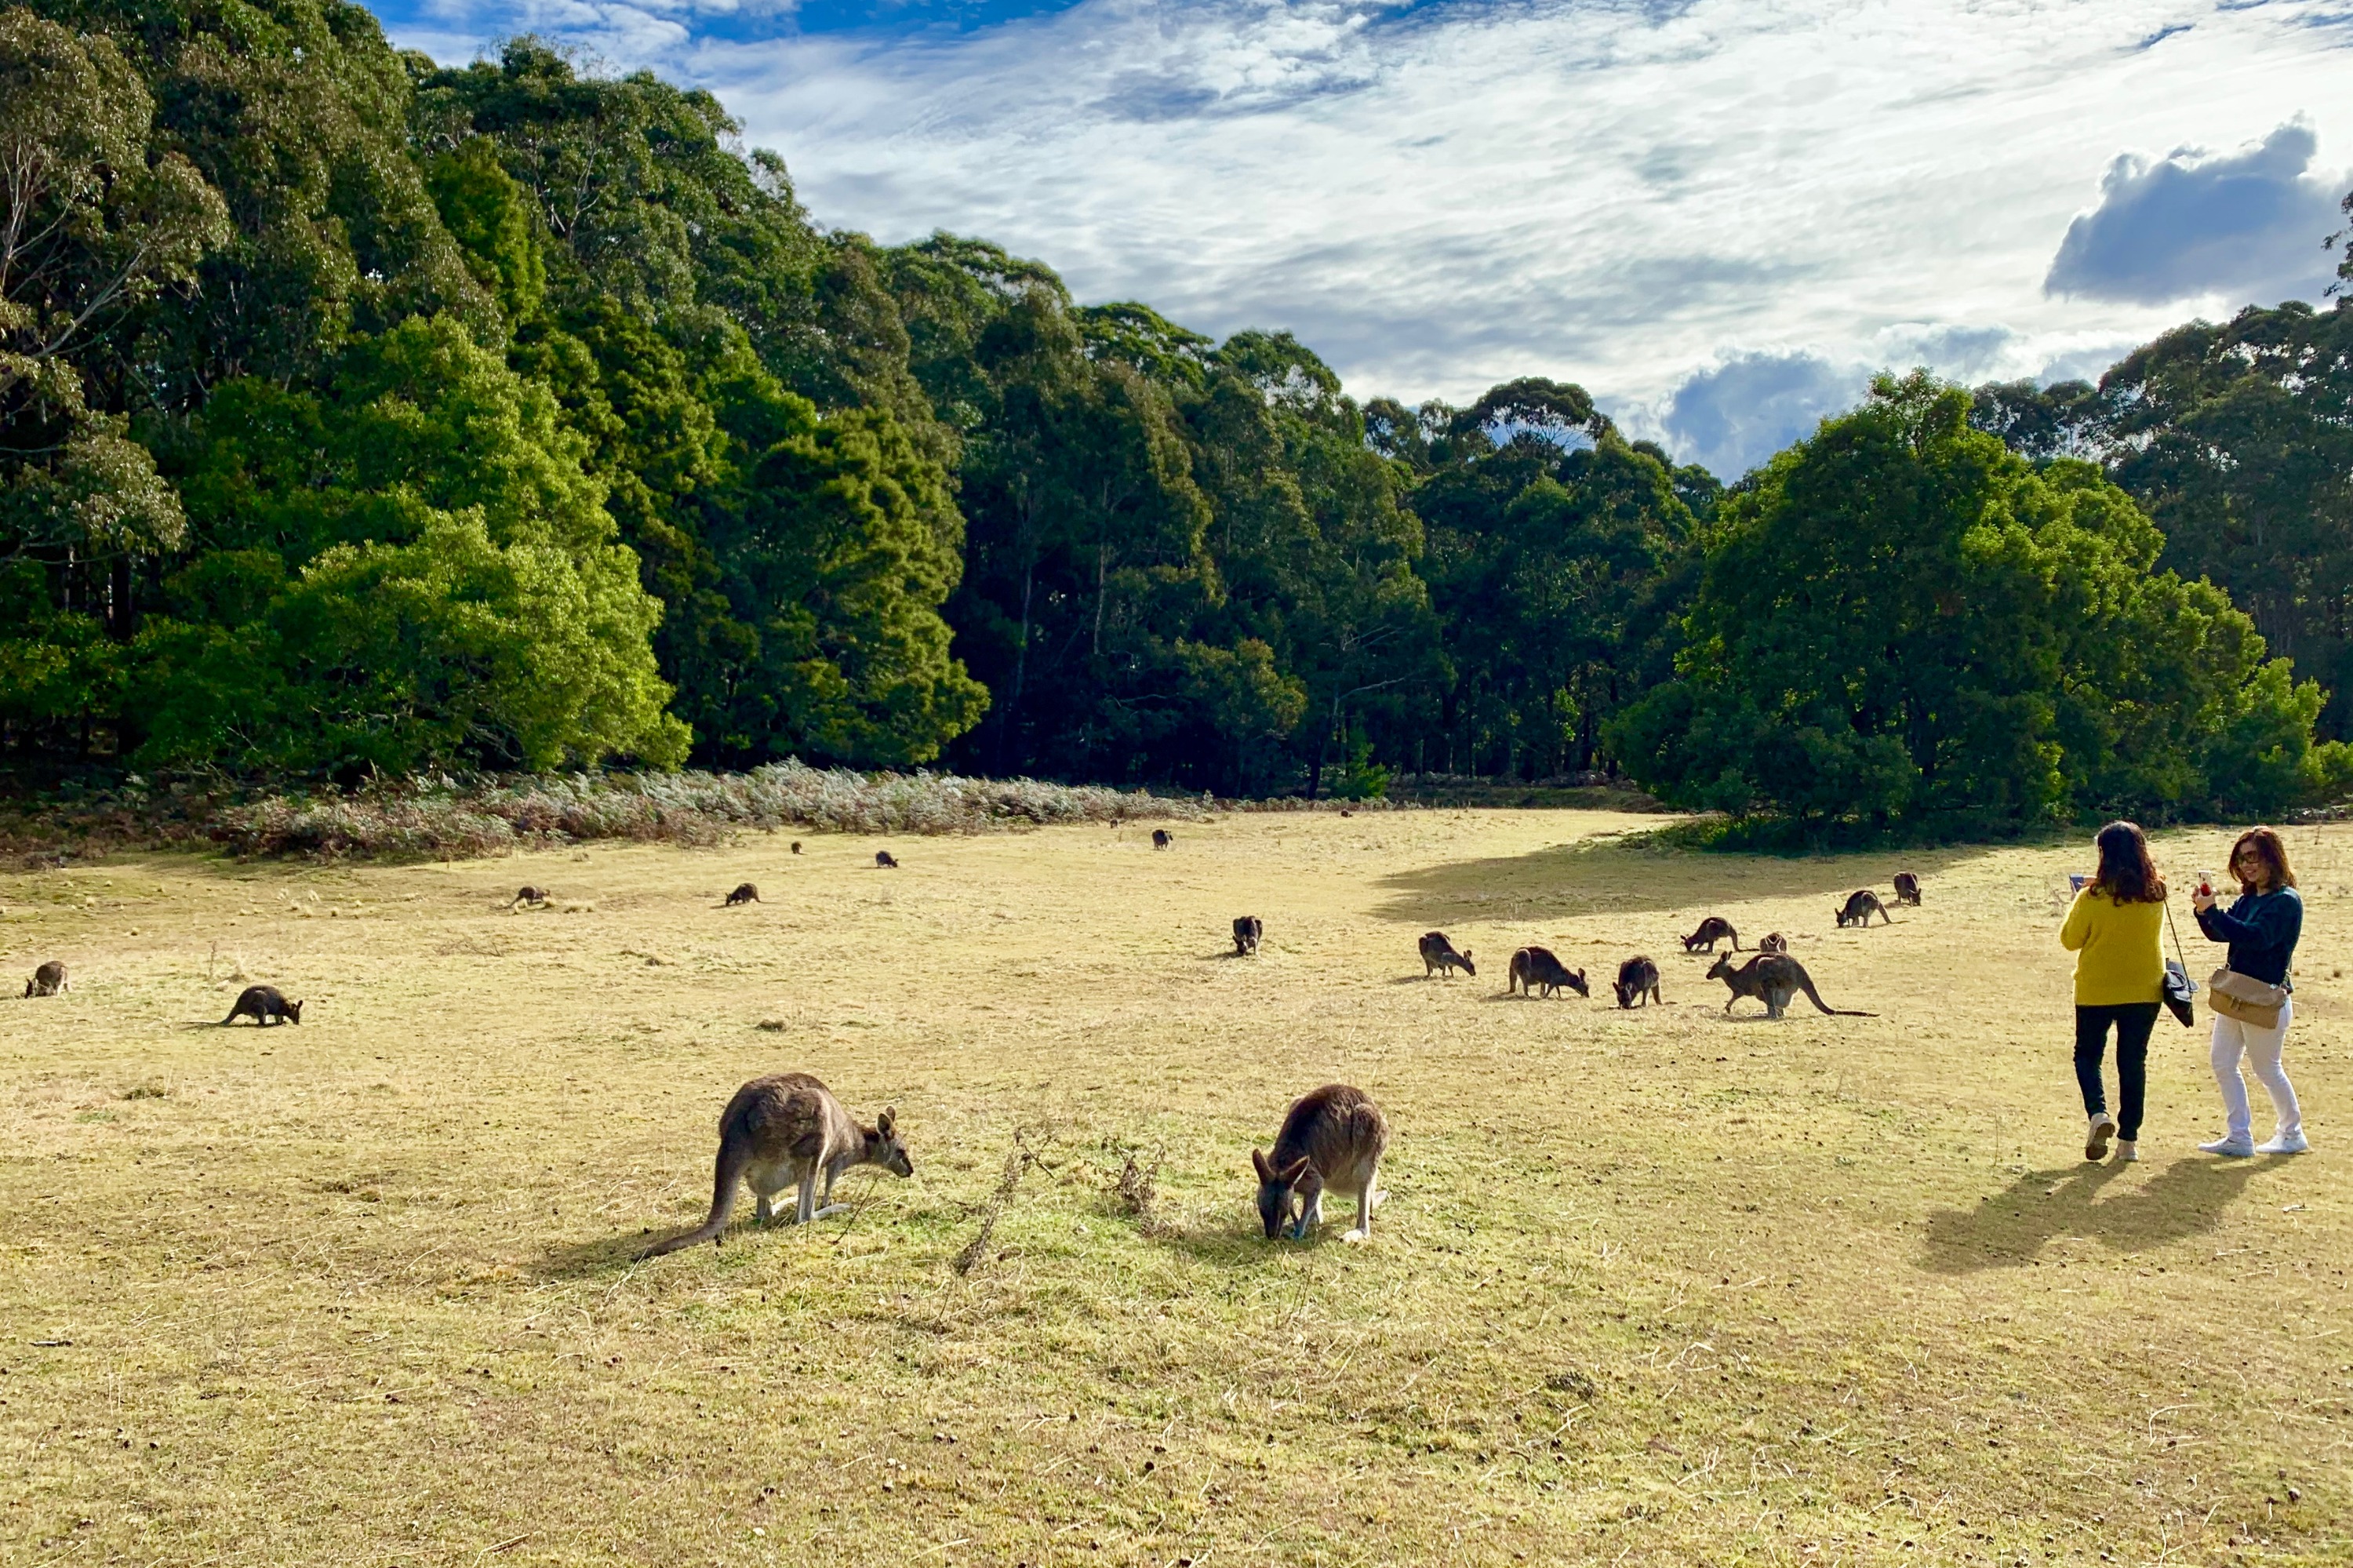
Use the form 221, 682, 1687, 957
2, 810, 2348, 1566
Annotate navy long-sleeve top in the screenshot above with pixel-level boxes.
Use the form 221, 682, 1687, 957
2195, 886, 2304, 989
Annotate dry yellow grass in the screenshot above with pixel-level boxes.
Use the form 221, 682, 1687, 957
2, 811, 2348, 1566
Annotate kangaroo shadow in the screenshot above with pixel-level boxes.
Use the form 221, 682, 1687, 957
1917, 1157, 2268, 1275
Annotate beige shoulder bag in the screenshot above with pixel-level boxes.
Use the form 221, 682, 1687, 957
2207, 966, 2288, 1029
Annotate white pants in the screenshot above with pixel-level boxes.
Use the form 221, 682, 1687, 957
2210, 999, 2301, 1142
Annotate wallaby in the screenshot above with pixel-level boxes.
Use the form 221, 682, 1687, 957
725, 882, 761, 906
638, 1073, 914, 1259
1508, 945, 1587, 997
1893, 871, 1922, 906
1151, 828, 1173, 849
1231, 915, 1264, 956
1613, 955, 1663, 1009
510, 886, 551, 909
791, 841, 802, 855
1706, 952, 1876, 1020
1418, 931, 1474, 978
875, 850, 899, 868
1758, 932, 1789, 954
1682, 916, 1740, 953
24, 960, 67, 998
1835, 889, 1889, 928
1253, 1084, 1388, 1242
221, 984, 301, 1025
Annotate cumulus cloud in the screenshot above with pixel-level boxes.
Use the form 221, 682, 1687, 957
1631, 353, 1865, 482
2045, 122, 2346, 307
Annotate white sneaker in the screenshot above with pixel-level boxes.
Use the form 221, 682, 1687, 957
2112, 1139, 2139, 1162
2199, 1135, 2256, 1158
2256, 1131, 2310, 1155
2085, 1113, 2116, 1162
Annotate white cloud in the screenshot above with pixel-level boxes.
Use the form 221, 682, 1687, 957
387, 0, 2353, 472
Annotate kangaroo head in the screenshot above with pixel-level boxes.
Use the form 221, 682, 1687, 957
285, 999, 304, 1024
1458, 949, 1474, 975
867, 1107, 915, 1177
1568, 968, 1587, 994
1613, 979, 1633, 1008
1252, 1148, 1315, 1239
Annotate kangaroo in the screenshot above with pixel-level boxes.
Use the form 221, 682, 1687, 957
638, 1073, 914, 1259
725, 882, 761, 906
1151, 828, 1173, 849
1758, 932, 1789, 955
1682, 916, 1740, 953
510, 886, 551, 909
875, 850, 899, 869
1418, 931, 1474, 978
24, 960, 67, 998
1613, 955, 1663, 1009
220, 984, 301, 1026
1706, 952, 1875, 1019
1508, 945, 1587, 997
1835, 889, 1889, 928
1231, 915, 1264, 956
1253, 1084, 1388, 1242
1893, 871, 1922, 906
791, 841, 802, 855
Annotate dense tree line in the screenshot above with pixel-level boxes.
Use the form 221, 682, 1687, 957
3, 0, 2350, 833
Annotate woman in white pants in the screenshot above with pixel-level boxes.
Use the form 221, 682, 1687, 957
2191, 827, 2306, 1156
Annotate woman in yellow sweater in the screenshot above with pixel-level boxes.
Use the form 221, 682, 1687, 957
2060, 821, 2169, 1162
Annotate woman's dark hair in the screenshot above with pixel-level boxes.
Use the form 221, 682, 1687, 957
2230, 827, 2296, 895
2092, 820, 2166, 904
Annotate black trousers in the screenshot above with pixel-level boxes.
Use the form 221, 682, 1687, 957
2075, 1002, 2159, 1141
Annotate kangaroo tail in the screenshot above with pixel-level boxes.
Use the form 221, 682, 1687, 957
219, 1009, 240, 1026
1800, 978, 1875, 1017
638, 1131, 751, 1260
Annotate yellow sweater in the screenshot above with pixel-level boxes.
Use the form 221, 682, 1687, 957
2059, 888, 2166, 1006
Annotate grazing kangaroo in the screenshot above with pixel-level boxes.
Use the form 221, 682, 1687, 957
875, 850, 898, 869
24, 960, 67, 998
1682, 916, 1740, 952
638, 1073, 914, 1259
1231, 915, 1264, 956
220, 984, 301, 1025
510, 886, 551, 909
1893, 871, 1922, 906
1151, 828, 1173, 849
725, 882, 761, 906
790, 841, 802, 855
1835, 889, 1889, 928
1706, 952, 1875, 1020
1613, 955, 1663, 1009
1758, 932, 1789, 955
1253, 1084, 1388, 1242
1418, 931, 1475, 978
1508, 945, 1587, 997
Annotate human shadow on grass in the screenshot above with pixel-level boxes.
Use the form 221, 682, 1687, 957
1373, 838, 1996, 926
1917, 1156, 2272, 1274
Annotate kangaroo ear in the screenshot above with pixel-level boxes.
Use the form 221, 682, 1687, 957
1252, 1147, 1273, 1181
877, 1108, 896, 1137
1280, 1156, 1312, 1185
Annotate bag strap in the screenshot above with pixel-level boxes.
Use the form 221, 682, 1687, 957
2164, 893, 2191, 973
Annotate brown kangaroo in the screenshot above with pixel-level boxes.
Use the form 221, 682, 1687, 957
221, 984, 301, 1025
24, 960, 67, 998
1508, 945, 1587, 997
1613, 956, 1663, 1009
1893, 871, 1922, 906
875, 850, 899, 868
1151, 828, 1173, 849
638, 1073, 914, 1259
790, 841, 802, 855
1706, 953, 1875, 1019
1418, 931, 1474, 978
1758, 932, 1789, 954
1835, 889, 1889, 928
1682, 916, 1740, 953
1253, 1084, 1388, 1242
510, 886, 551, 909
1231, 915, 1264, 956
725, 882, 761, 906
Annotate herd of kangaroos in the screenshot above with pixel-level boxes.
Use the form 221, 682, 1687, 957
17, 835, 1918, 1253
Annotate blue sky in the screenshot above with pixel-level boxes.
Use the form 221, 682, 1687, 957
380, 0, 2353, 477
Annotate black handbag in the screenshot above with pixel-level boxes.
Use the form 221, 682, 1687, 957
2162, 898, 2198, 1028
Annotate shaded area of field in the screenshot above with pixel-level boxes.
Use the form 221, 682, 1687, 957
2, 812, 2348, 1565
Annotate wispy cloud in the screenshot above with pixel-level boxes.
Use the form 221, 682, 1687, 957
383, 0, 2353, 475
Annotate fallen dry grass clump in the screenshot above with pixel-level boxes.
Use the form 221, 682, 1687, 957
0, 761, 1231, 862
